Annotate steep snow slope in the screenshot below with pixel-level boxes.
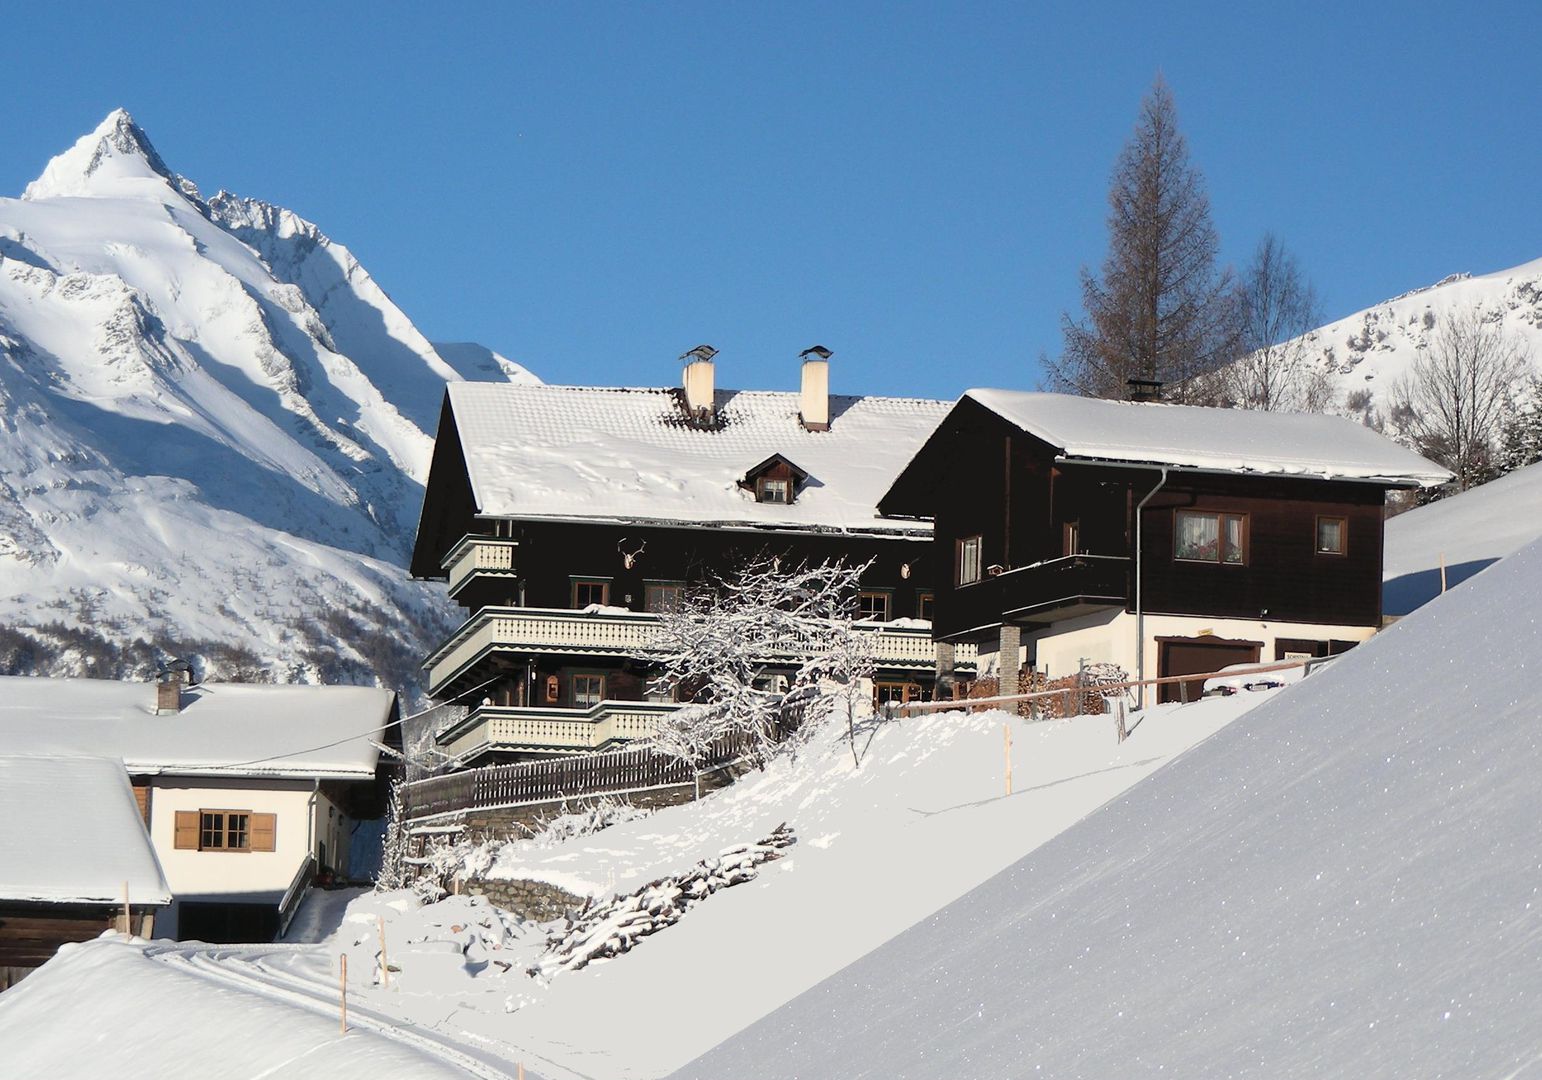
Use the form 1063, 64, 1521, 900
1384, 458, 1542, 614
0, 110, 535, 689
677, 527, 1542, 1077
1282, 256, 1542, 415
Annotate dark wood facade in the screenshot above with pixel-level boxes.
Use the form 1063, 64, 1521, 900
881, 397, 1394, 645
0, 902, 156, 990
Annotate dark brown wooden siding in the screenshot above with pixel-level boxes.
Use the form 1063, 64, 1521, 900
409, 393, 479, 579
908, 409, 1392, 639
0, 903, 118, 971
1137, 475, 1385, 626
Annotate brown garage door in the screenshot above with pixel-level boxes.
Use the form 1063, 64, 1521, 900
1158, 637, 1261, 703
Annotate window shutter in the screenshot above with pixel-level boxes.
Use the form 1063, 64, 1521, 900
251, 813, 277, 852
174, 810, 199, 849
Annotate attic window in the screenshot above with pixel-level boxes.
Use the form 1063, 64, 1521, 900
741, 454, 810, 505
757, 477, 792, 504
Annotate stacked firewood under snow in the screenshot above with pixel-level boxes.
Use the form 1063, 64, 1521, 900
532, 824, 796, 978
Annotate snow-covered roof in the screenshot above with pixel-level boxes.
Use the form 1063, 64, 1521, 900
445, 382, 951, 536
965, 389, 1452, 486
0, 755, 171, 905
0, 677, 394, 779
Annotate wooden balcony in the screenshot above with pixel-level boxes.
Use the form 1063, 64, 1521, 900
442, 534, 519, 598
437, 700, 679, 762
937, 554, 1131, 641
423, 606, 977, 698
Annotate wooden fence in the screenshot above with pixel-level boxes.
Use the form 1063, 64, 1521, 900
403, 727, 767, 821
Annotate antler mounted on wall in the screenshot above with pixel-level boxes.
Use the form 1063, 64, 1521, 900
618, 538, 647, 570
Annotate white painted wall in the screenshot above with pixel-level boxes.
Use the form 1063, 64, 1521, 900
146, 776, 318, 903
1027, 610, 1377, 685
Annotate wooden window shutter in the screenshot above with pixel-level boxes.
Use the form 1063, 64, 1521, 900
174, 810, 199, 849
251, 813, 277, 852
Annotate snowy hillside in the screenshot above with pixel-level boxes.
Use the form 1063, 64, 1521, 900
0, 110, 536, 690
678, 527, 1542, 1076
1288, 256, 1542, 416
0, 689, 1273, 1078
1384, 458, 1542, 614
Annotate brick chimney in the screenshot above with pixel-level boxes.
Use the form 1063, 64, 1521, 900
799, 345, 831, 432
680, 344, 717, 424
155, 660, 190, 714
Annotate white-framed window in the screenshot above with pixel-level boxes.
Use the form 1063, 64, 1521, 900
1316, 516, 1347, 555
957, 535, 983, 585
757, 477, 792, 504
571, 673, 605, 706
1174, 511, 1246, 565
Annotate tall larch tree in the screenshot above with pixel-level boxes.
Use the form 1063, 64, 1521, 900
1048, 76, 1238, 400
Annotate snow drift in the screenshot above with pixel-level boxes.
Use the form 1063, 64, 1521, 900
0, 109, 536, 691
675, 520, 1542, 1077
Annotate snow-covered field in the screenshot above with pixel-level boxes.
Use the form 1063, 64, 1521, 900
1384, 458, 1542, 614
0, 110, 534, 688
0, 688, 1273, 1079
678, 523, 1542, 1078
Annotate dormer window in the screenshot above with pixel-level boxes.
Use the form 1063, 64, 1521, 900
741, 454, 810, 506
758, 477, 792, 504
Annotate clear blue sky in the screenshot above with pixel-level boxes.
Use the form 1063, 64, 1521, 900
3, 2, 1537, 400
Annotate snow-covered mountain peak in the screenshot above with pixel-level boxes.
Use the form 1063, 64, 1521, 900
0, 113, 538, 694
23, 109, 188, 202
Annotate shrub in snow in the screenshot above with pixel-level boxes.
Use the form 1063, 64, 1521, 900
375, 779, 411, 892
645, 557, 876, 769
532, 824, 796, 978
520, 795, 653, 849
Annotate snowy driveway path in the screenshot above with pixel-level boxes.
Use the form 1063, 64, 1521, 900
138, 940, 531, 1079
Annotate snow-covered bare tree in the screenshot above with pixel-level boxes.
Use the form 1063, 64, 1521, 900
1047, 76, 1239, 402
1220, 233, 1332, 411
645, 558, 876, 769
1390, 308, 1531, 491
375, 777, 410, 892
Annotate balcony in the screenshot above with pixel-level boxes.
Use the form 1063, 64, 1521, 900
437, 700, 678, 762
442, 534, 519, 598
423, 606, 977, 698
938, 554, 1131, 641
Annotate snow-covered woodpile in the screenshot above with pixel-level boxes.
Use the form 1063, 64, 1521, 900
532, 824, 796, 978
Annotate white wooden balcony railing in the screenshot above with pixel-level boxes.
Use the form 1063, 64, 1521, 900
438, 701, 677, 760
423, 606, 977, 697
443, 535, 519, 597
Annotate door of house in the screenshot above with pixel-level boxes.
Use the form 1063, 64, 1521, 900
1157, 637, 1261, 703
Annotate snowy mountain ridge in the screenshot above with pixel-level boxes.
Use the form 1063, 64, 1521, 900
1289, 255, 1542, 416
0, 109, 537, 692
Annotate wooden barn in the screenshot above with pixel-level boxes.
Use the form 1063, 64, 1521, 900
0, 755, 169, 990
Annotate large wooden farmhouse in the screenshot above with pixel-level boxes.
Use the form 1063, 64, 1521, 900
0, 674, 398, 946
879, 389, 1451, 702
411, 349, 977, 765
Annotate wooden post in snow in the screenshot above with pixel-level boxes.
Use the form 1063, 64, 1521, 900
1116, 698, 1128, 744
121, 881, 131, 935
1004, 723, 1013, 797
518, 1065, 526, 1080
378, 916, 390, 989
1440, 551, 1448, 594
339, 954, 348, 1035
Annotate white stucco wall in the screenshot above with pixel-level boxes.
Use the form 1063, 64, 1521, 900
146, 777, 318, 903
1026, 609, 1377, 685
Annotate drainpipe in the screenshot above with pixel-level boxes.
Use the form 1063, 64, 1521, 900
1134, 467, 1169, 709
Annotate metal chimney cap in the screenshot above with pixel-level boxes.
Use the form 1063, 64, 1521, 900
799, 345, 833, 361
679, 344, 718, 363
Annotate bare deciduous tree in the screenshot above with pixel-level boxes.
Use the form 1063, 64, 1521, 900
1047, 76, 1239, 402
1221, 233, 1333, 412
645, 557, 876, 770
1390, 309, 1531, 491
